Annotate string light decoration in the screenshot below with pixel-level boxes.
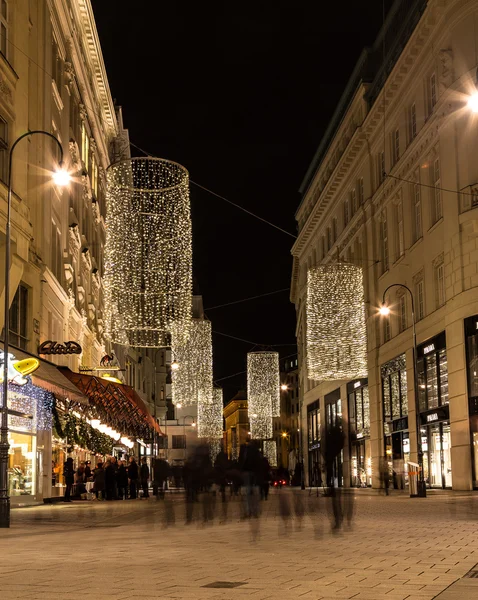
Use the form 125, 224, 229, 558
306, 264, 367, 380
104, 157, 192, 347
6, 381, 53, 432
247, 352, 280, 439
171, 319, 213, 409
198, 386, 223, 439
263, 440, 277, 467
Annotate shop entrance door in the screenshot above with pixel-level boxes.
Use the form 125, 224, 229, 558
423, 422, 452, 488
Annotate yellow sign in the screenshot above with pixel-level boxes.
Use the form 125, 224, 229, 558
0, 352, 40, 385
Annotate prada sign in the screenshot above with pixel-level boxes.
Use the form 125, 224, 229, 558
38, 340, 82, 355
420, 405, 449, 425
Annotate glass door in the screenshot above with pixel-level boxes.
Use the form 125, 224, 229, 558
442, 423, 452, 488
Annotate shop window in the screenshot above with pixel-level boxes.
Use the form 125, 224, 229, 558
1, 0, 7, 58
381, 354, 408, 422
9, 284, 28, 349
172, 435, 186, 449
8, 431, 35, 496
0, 115, 7, 183
418, 343, 448, 413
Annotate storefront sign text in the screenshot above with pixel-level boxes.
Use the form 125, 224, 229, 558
38, 341, 82, 355
354, 381, 361, 389
427, 412, 439, 422
423, 343, 435, 355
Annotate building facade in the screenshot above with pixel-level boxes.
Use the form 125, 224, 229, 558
273, 357, 300, 475
291, 0, 478, 491
0, 0, 164, 504
223, 391, 249, 461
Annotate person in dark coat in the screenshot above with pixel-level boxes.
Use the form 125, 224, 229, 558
116, 460, 128, 500
93, 462, 105, 500
63, 457, 75, 502
322, 423, 345, 530
84, 461, 92, 480
259, 454, 271, 501
153, 458, 170, 499
214, 449, 230, 503
128, 457, 139, 499
140, 457, 150, 499
104, 460, 116, 500
239, 441, 262, 517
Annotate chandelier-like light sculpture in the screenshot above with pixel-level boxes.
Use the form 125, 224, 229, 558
307, 264, 367, 380
198, 387, 224, 439
104, 157, 192, 347
171, 319, 213, 409
263, 440, 277, 467
247, 351, 280, 439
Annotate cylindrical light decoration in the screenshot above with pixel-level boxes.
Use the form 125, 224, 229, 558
247, 351, 280, 439
198, 387, 224, 440
171, 319, 213, 409
307, 264, 367, 380
104, 157, 192, 347
263, 440, 277, 467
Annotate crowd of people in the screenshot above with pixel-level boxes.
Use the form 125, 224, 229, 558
62, 456, 151, 502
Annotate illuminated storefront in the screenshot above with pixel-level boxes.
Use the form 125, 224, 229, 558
307, 400, 321, 486
348, 379, 371, 487
325, 388, 343, 487
381, 354, 409, 488
417, 332, 451, 489
464, 317, 478, 489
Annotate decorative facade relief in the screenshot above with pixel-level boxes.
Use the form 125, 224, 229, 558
68, 224, 81, 263
68, 139, 82, 173
438, 48, 453, 93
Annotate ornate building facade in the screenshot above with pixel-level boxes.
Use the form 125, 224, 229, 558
291, 0, 478, 491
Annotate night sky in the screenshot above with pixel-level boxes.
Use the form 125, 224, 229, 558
91, 1, 393, 400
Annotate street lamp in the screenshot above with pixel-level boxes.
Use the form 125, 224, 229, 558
1, 130, 70, 528
468, 92, 478, 113
379, 284, 426, 498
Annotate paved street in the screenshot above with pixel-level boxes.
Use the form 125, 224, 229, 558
0, 490, 477, 600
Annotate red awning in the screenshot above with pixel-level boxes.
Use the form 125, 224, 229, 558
58, 367, 163, 438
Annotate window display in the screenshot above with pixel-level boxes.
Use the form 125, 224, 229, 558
8, 432, 35, 496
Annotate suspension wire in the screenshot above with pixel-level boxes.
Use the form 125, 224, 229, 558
214, 351, 298, 385
205, 288, 290, 310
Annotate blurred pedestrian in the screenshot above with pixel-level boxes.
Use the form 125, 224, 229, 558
323, 423, 345, 531
379, 456, 390, 496
104, 460, 116, 500
128, 456, 139, 499
117, 460, 128, 500
140, 457, 150, 499
63, 457, 74, 502
239, 440, 261, 518
93, 461, 105, 500
259, 454, 270, 501
153, 457, 170, 499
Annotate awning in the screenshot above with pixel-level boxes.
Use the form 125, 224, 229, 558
1, 344, 88, 405
58, 367, 163, 438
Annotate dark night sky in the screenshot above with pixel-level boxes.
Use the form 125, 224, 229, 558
91, 1, 392, 400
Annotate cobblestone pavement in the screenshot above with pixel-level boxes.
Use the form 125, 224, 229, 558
0, 490, 477, 600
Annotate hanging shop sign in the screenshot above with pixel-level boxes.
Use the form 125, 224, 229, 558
420, 405, 449, 425
0, 351, 40, 386
417, 331, 446, 359
38, 340, 82, 355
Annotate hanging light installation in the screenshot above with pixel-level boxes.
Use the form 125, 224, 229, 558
247, 351, 280, 439
263, 440, 277, 467
171, 319, 213, 409
198, 386, 224, 439
104, 157, 192, 347
306, 264, 367, 380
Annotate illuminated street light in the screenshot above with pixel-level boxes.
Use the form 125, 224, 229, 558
51, 165, 71, 186
468, 93, 478, 113
379, 304, 390, 316
171, 361, 179, 371
280, 384, 288, 391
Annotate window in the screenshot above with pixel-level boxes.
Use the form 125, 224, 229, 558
51, 38, 62, 91
9, 284, 28, 349
69, 97, 79, 142
351, 189, 357, 213
91, 153, 98, 197
396, 198, 404, 259
344, 198, 350, 226
413, 181, 422, 241
327, 227, 332, 251
321, 235, 326, 259
392, 129, 400, 165
380, 210, 389, 273
157, 436, 168, 449
0, 115, 7, 183
409, 103, 417, 141
432, 156, 442, 222
435, 262, 445, 307
51, 221, 62, 283
416, 278, 425, 321
430, 72, 437, 111
81, 122, 89, 172
381, 355, 408, 421
377, 151, 385, 185
399, 295, 407, 333
358, 177, 364, 205
0, 0, 7, 58
172, 435, 186, 449
332, 217, 337, 243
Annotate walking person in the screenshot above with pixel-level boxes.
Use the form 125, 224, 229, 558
140, 457, 150, 499
153, 457, 170, 499
116, 460, 128, 500
63, 457, 75, 502
93, 461, 105, 500
323, 423, 345, 531
104, 460, 116, 500
128, 456, 139, 499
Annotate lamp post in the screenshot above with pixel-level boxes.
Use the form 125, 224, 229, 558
379, 283, 426, 498
1, 131, 70, 528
